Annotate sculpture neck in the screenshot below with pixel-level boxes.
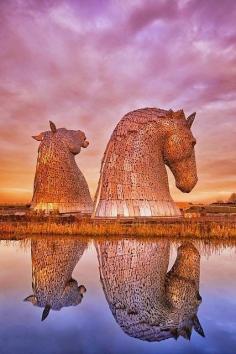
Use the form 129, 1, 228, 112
123, 121, 171, 200
38, 141, 75, 165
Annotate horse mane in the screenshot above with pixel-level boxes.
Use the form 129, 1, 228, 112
113, 107, 185, 138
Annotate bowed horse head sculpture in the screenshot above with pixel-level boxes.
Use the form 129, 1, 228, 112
96, 240, 204, 342
94, 108, 198, 217
31, 121, 93, 214
163, 111, 197, 193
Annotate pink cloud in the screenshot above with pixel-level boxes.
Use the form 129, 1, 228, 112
0, 0, 235, 202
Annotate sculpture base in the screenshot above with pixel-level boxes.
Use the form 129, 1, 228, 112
31, 202, 93, 214
94, 200, 181, 217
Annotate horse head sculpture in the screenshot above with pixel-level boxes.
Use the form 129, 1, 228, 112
96, 240, 204, 342
31, 121, 93, 214
24, 239, 87, 321
163, 111, 197, 193
94, 108, 198, 217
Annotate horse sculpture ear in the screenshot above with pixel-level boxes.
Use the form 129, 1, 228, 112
192, 315, 205, 337
32, 133, 43, 141
49, 120, 57, 133
41, 304, 51, 321
187, 112, 196, 128
24, 295, 37, 305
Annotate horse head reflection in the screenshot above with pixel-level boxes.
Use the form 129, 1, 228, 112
24, 239, 87, 321
97, 240, 204, 341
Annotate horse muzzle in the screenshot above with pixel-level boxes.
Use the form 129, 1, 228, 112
82, 140, 89, 148
176, 176, 198, 193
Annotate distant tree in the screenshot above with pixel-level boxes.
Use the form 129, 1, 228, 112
228, 193, 236, 203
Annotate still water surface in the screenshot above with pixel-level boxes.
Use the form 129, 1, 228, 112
0, 236, 236, 354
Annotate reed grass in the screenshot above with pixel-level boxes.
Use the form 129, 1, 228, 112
0, 218, 235, 238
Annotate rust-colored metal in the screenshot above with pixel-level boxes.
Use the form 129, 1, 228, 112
94, 108, 197, 217
96, 240, 204, 341
31, 122, 93, 214
24, 239, 87, 320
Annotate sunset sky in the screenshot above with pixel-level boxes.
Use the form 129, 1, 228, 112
0, 0, 235, 204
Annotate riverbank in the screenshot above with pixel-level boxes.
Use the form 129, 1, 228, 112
0, 216, 235, 238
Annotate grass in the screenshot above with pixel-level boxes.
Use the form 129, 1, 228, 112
0, 216, 235, 238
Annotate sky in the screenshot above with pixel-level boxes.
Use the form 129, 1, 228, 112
0, 0, 235, 204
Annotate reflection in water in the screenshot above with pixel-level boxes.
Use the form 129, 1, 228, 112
24, 239, 87, 321
97, 240, 204, 342
1, 236, 236, 354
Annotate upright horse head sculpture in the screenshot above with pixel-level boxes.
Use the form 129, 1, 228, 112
24, 239, 87, 321
31, 121, 93, 213
94, 108, 197, 217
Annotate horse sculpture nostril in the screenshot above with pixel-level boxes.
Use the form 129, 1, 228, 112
82, 140, 89, 148
78, 285, 87, 294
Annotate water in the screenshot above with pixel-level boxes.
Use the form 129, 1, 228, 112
0, 236, 236, 354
